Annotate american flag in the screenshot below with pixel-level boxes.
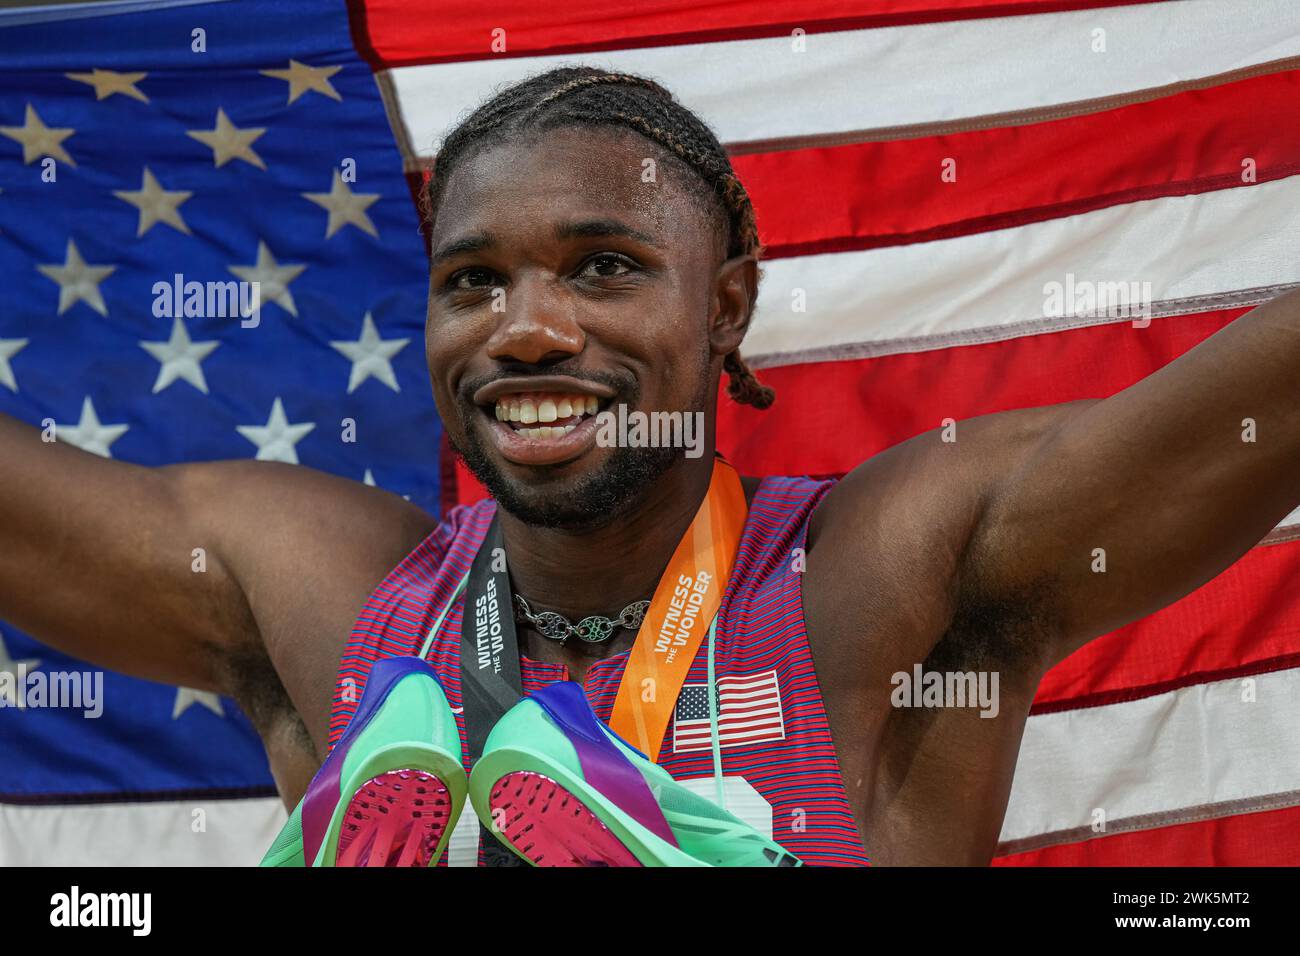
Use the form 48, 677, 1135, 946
441, 0, 1300, 866
3, 0, 1299, 867
672, 670, 786, 754
0, 0, 436, 863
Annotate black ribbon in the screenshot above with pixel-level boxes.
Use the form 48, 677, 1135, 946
458, 514, 528, 866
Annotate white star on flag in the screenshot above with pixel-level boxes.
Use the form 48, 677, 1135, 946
331, 312, 408, 393
228, 240, 305, 317
187, 107, 266, 169
237, 397, 315, 464
260, 59, 342, 103
0, 338, 28, 392
113, 167, 193, 236
0, 631, 40, 709
302, 169, 379, 238
172, 687, 224, 720
37, 239, 116, 316
139, 317, 220, 393
65, 68, 149, 102
0, 103, 76, 165
56, 397, 129, 458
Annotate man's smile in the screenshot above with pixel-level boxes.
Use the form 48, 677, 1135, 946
494, 391, 600, 433
471, 375, 618, 467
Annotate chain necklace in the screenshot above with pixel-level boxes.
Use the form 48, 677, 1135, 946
513, 593, 651, 645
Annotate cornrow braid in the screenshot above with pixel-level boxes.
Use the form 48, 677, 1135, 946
424, 66, 773, 410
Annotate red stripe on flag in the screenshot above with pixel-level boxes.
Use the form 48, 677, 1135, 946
676, 720, 786, 741
1035, 542, 1300, 709
736, 69, 1300, 258
718, 306, 1250, 479
993, 802, 1300, 865
351, 0, 1165, 68
675, 725, 787, 748
711, 701, 783, 719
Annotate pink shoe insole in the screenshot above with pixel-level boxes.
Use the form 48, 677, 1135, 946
336, 768, 452, 867
488, 770, 642, 867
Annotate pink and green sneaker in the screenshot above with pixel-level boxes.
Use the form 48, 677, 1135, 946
468, 681, 801, 867
262, 656, 466, 867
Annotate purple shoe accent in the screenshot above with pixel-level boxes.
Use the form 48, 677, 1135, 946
336, 768, 452, 867
302, 656, 447, 865
489, 771, 641, 867
529, 682, 678, 848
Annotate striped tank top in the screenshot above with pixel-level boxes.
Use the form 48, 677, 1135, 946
329, 475, 871, 866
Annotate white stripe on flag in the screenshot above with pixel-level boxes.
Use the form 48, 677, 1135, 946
745, 174, 1300, 363
0, 796, 286, 865
999, 666, 1300, 851
386, 0, 1300, 158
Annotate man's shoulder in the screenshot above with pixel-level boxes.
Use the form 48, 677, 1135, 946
726, 474, 840, 578
439, 494, 498, 529
405, 495, 497, 567
748, 472, 840, 504
807, 400, 1096, 546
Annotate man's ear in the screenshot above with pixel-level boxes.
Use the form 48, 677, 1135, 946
709, 254, 759, 357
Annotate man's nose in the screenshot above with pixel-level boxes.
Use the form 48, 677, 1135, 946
485, 274, 585, 366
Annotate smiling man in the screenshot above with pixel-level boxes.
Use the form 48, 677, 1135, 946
3, 66, 1300, 866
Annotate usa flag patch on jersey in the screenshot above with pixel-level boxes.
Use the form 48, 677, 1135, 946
672, 670, 786, 753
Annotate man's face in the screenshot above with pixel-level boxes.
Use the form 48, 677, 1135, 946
425, 126, 728, 530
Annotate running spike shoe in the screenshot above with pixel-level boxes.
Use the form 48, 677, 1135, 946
262, 655, 466, 867
468, 681, 801, 867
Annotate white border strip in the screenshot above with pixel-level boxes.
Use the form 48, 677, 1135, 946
0, 0, 227, 29
0, 795, 285, 866
999, 666, 1300, 846
387, 0, 1300, 156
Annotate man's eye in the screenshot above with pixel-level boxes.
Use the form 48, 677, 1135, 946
449, 268, 497, 289
578, 254, 634, 279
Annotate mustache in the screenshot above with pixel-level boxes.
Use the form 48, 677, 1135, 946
457, 363, 638, 404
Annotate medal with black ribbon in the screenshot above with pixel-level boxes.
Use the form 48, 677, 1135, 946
458, 515, 528, 866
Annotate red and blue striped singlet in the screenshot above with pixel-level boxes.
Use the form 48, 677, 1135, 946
329, 475, 871, 866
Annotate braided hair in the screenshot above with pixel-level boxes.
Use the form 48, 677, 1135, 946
421, 66, 775, 410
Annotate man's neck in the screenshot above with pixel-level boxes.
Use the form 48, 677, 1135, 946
497, 458, 715, 622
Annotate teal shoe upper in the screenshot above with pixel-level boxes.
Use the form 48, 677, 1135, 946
298, 656, 460, 866
484, 681, 801, 866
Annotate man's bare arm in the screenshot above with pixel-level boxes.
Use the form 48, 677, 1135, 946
0, 411, 435, 696
968, 286, 1300, 664
802, 402, 1084, 864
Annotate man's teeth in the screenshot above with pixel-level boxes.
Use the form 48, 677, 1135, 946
514, 424, 577, 440
494, 393, 600, 426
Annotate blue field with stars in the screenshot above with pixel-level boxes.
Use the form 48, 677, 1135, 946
0, 0, 438, 813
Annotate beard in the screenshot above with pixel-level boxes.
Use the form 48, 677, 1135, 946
452, 432, 679, 532
447, 362, 711, 533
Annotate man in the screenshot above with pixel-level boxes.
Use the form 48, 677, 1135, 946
2, 65, 1298, 865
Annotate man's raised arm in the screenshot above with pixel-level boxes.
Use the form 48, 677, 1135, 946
0, 411, 434, 694
0, 411, 267, 689
966, 285, 1300, 663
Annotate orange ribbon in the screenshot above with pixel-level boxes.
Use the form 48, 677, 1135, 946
609, 457, 748, 762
